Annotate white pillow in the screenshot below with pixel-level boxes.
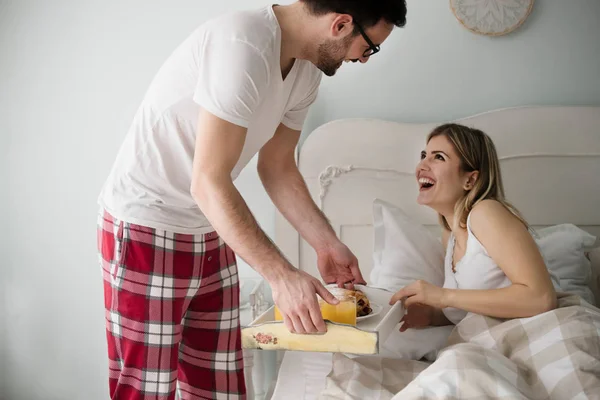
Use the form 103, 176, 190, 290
370, 199, 445, 290
534, 224, 598, 305
370, 199, 450, 360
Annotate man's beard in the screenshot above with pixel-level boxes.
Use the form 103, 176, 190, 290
315, 35, 353, 77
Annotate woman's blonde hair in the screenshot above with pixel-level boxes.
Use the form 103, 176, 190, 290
427, 123, 528, 231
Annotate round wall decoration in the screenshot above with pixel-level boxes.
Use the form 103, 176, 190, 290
450, 0, 535, 36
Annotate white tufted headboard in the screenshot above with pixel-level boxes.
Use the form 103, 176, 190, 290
274, 106, 600, 288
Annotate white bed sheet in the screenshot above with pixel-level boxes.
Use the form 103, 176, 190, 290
270, 351, 333, 400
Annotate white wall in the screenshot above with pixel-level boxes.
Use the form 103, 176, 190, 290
1, 1, 599, 399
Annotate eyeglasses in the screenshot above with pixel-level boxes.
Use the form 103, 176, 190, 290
354, 21, 380, 58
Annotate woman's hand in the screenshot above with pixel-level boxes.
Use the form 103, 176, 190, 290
390, 280, 447, 309
399, 304, 436, 332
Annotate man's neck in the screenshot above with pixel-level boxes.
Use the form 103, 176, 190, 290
272, 3, 316, 77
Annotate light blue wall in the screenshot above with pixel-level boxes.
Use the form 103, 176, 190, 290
1, 1, 598, 399
301, 0, 600, 144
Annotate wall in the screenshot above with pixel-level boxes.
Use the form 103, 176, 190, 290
1, 0, 599, 399
302, 0, 600, 140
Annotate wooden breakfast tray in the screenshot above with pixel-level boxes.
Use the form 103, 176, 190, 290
241, 285, 405, 354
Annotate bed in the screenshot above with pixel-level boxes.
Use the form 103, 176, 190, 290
261, 105, 600, 399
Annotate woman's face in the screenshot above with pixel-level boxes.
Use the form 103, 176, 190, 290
415, 134, 475, 211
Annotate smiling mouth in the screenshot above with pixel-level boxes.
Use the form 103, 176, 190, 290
418, 178, 435, 191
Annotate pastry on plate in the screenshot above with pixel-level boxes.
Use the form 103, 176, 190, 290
325, 285, 373, 318
353, 289, 373, 317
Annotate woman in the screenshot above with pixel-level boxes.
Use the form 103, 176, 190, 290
390, 123, 557, 331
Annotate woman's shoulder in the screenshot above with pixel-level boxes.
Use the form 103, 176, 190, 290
469, 199, 527, 243
469, 199, 514, 225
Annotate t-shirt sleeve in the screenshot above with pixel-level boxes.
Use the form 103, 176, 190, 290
281, 72, 322, 131
193, 39, 270, 128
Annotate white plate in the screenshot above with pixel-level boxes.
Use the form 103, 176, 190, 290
357, 303, 383, 322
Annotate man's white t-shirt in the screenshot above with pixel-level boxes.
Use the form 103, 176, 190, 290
98, 5, 322, 234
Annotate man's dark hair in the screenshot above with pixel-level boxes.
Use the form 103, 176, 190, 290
300, 0, 407, 31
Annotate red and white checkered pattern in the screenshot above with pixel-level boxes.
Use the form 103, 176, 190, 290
98, 210, 246, 399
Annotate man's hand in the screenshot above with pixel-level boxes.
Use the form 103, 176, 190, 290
258, 124, 366, 289
316, 241, 366, 289
271, 269, 339, 334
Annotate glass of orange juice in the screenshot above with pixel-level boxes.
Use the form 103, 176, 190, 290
273, 287, 357, 326
274, 305, 283, 321
319, 287, 357, 326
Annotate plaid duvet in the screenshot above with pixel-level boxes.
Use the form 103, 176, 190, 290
320, 293, 600, 400
98, 210, 246, 400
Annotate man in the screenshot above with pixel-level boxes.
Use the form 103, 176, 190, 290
97, 1, 407, 398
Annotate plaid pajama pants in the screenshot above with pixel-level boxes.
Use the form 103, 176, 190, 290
97, 210, 246, 400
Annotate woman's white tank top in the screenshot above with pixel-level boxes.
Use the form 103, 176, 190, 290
442, 213, 511, 324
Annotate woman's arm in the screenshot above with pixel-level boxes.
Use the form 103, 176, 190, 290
391, 200, 557, 320
443, 200, 557, 318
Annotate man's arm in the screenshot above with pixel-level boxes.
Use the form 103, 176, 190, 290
257, 124, 337, 252
190, 109, 337, 334
257, 123, 365, 286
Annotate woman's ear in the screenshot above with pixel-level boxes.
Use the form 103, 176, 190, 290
463, 171, 479, 190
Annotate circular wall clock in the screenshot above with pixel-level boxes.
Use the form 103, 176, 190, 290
450, 0, 535, 36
